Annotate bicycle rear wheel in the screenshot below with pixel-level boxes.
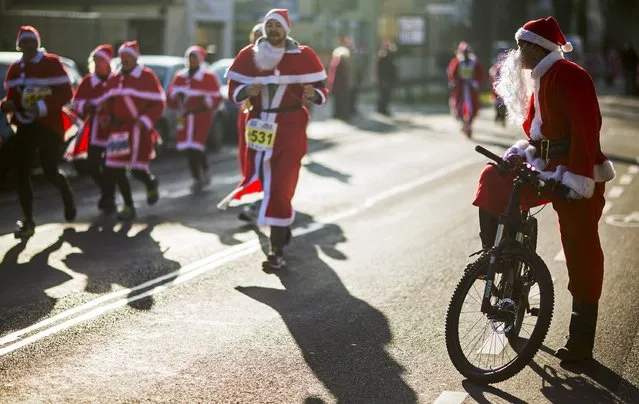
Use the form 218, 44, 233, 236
445, 245, 554, 383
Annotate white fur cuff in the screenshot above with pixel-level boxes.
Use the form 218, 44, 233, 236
562, 171, 595, 199
594, 160, 616, 182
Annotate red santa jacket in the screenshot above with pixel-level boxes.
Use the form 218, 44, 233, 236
72, 72, 112, 147
98, 64, 165, 135
227, 38, 329, 129
1, 50, 72, 137
505, 52, 615, 198
167, 67, 222, 150
447, 56, 483, 92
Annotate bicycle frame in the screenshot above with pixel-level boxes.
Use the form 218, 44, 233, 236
481, 176, 528, 314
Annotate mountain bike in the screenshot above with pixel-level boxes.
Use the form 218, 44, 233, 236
445, 145, 568, 384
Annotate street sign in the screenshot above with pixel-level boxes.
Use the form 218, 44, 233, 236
397, 16, 424, 45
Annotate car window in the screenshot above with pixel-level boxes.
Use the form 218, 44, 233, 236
145, 65, 169, 89
211, 63, 230, 85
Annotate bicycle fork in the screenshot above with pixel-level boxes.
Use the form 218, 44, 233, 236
481, 180, 524, 314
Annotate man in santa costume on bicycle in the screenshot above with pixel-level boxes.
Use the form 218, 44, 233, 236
219, 8, 328, 270
167, 45, 222, 192
447, 41, 483, 138
473, 16, 615, 363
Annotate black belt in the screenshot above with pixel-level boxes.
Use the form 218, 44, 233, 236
253, 103, 302, 114
530, 138, 570, 160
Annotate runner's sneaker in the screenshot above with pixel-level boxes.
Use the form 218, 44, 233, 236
190, 179, 203, 193
147, 178, 159, 206
238, 202, 259, 223
117, 205, 136, 221
14, 220, 35, 240
262, 250, 286, 272
200, 169, 211, 186
98, 196, 116, 215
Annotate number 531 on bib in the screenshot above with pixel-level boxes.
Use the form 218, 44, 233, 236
245, 119, 278, 151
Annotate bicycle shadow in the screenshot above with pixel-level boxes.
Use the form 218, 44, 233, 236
235, 212, 417, 403
0, 237, 72, 334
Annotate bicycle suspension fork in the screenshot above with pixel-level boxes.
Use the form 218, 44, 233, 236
481, 179, 524, 314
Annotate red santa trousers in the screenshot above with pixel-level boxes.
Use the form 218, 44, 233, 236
473, 164, 606, 304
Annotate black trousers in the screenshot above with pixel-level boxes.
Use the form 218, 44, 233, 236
185, 148, 208, 181
377, 83, 393, 114
104, 167, 155, 207
86, 144, 114, 202
14, 123, 73, 221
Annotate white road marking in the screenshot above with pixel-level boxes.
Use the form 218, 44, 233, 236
0, 158, 482, 356
629, 165, 639, 174
607, 186, 624, 199
554, 249, 566, 262
434, 391, 469, 404
619, 174, 633, 185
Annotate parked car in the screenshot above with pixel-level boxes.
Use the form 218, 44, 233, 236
111, 55, 227, 153
208, 58, 239, 144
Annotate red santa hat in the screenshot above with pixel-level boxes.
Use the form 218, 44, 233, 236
185, 45, 207, 64
515, 16, 573, 53
16, 26, 41, 50
118, 40, 140, 59
262, 9, 291, 35
251, 23, 263, 35
90, 44, 113, 63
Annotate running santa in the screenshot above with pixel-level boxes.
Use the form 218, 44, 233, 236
218, 8, 329, 270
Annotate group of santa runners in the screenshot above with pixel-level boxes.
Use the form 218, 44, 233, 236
1, 8, 328, 271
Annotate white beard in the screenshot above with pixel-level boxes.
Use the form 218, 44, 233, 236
494, 49, 534, 125
253, 40, 285, 71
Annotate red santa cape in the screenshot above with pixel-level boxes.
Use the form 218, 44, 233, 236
97, 64, 166, 170
167, 66, 222, 151
217, 37, 328, 227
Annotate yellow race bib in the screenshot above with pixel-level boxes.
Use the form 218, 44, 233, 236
21, 86, 52, 107
245, 118, 278, 151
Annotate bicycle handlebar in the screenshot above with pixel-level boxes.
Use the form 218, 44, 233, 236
474, 145, 573, 199
474, 145, 504, 164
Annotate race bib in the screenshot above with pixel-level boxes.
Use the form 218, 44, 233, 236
459, 65, 474, 80
106, 131, 131, 158
21, 86, 52, 107
245, 119, 278, 151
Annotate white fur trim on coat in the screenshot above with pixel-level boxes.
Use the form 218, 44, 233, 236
562, 171, 595, 199
594, 159, 616, 182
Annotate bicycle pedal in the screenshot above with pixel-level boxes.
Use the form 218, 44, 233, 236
529, 307, 539, 317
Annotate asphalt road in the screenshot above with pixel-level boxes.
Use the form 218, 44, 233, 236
0, 99, 637, 403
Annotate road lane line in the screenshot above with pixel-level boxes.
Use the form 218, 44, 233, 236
434, 391, 468, 404
603, 201, 613, 216
629, 165, 639, 174
619, 174, 633, 185
0, 158, 483, 356
607, 186, 624, 199
554, 249, 566, 262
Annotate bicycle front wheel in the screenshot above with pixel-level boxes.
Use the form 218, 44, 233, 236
445, 246, 554, 384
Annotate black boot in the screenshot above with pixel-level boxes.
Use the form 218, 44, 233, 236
555, 298, 598, 363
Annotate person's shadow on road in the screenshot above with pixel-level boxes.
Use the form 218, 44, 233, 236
236, 212, 417, 403
0, 238, 73, 334
59, 218, 180, 310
